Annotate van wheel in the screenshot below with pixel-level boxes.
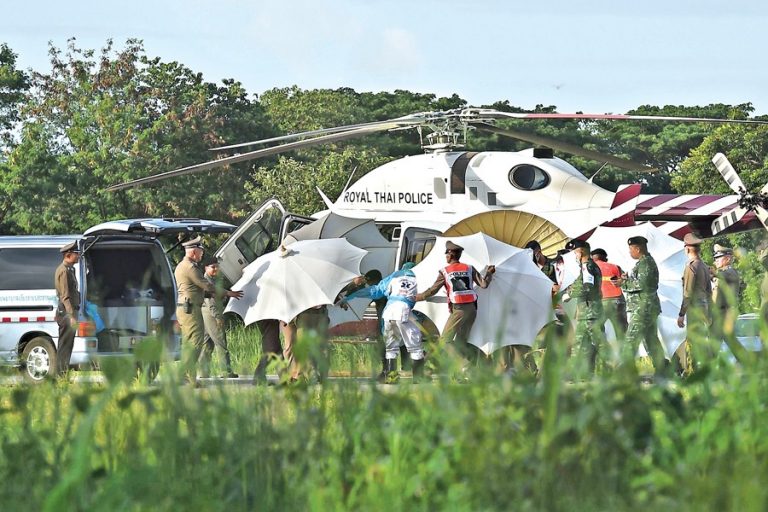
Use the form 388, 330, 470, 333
21, 337, 57, 383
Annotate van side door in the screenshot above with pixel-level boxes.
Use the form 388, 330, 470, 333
215, 199, 313, 284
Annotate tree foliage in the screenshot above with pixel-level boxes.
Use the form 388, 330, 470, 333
0, 39, 269, 234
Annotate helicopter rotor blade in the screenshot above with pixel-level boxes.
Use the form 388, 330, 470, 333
711, 152, 747, 194
711, 206, 750, 235
106, 121, 412, 192
211, 115, 425, 151
470, 122, 657, 173
756, 206, 768, 231
473, 110, 768, 125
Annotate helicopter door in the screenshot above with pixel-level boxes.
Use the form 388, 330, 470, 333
397, 226, 441, 268
215, 199, 312, 284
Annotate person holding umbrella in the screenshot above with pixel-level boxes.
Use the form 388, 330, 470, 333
416, 241, 495, 365
620, 236, 665, 375
525, 240, 557, 284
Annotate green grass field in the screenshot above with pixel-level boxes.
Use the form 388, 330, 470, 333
2, 323, 768, 511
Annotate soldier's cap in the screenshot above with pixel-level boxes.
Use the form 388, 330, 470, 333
59, 241, 80, 254
182, 236, 204, 249
590, 248, 608, 259
445, 241, 464, 253
713, 243, 733, 259
565, 239, 588, 250
683, 233, 703, 247
627, 236, 648, 246
524, 240, 541, 251
203, 256, 219, 267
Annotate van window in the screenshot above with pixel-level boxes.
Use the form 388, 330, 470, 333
86, 245, 172, 304
234, 208, 282, 261
0, 248, 61, 290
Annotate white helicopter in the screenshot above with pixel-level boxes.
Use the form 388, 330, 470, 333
107, 108, 768, 284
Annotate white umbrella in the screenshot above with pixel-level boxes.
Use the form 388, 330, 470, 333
283, 212, 396, 327
413, 233, 555, 355
225, 238, 367, 324
587, 223, 686, 358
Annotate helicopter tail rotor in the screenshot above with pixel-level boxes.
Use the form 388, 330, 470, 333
710, 153, 768, 235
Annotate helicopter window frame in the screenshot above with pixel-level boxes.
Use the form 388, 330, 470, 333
508, 164, 551, 191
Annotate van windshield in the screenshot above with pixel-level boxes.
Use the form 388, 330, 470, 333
0, 248, 61, 290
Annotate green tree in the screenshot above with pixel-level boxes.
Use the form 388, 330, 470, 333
0, 43, 30, 150
593, 103, 757, 193
1, 39, 268, 234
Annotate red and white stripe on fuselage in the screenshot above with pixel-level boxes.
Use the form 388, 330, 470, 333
634, 193, 760, 239
1, 316, 56, 323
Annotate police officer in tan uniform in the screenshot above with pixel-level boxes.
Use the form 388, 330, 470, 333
710, 243, 745, 361
175, 237, 242, 384
54, 241, 81, 377
676, 233, 712, 373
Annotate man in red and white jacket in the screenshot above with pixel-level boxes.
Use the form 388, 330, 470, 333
590, 248, 628, 339
416, 241, 495, 362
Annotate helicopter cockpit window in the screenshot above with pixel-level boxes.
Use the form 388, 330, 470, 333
508, 165, 550, 191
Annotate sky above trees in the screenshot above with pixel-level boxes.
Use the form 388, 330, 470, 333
2, 0, 768, 115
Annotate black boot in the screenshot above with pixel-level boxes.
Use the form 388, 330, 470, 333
412, 358, 425, 383
377, 358, 388, 383
384, 358, 399, 384
400, 345, 411, 371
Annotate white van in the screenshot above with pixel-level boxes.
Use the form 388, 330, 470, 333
0, 218, 234, 381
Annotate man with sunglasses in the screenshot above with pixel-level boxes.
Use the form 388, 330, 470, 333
416, 241, 495, 364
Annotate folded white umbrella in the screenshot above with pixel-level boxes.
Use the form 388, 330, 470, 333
413, 233, 555, 355
587, 223, 686, 357
225, 238, 366, 324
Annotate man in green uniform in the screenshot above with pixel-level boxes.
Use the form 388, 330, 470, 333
175, 237, 242, 384
54, 241, 81, 378
710, 243, 743, 360
621, 236, 665, 375
676, 233, 712, 372
564, 239, 604, 373
201, 259, 238, 378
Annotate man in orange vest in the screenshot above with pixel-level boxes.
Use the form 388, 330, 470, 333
590, 248, 628, 339
416, 241, 495, 363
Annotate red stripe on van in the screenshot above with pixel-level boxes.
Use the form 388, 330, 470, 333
36, 316, 46, 322
1, 318, 10, 323
19, 317, 28, 322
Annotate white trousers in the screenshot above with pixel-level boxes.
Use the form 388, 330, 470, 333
382, 301, 424, 360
